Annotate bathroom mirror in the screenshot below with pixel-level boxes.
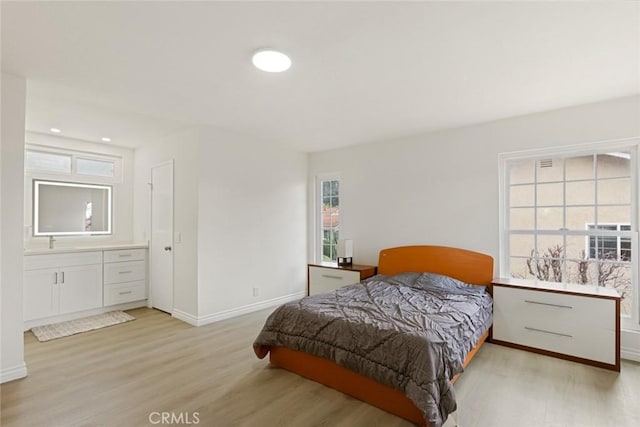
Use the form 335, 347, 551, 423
33, 180, 112, 236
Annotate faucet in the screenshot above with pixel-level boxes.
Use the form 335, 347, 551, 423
48, 235, 55, 249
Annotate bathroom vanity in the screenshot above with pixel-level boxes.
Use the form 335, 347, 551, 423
23, 244, 148, 330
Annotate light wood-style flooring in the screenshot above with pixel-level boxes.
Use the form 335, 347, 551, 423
1, 307, 639, 427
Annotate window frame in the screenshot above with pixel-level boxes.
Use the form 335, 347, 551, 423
315, 173, 340, 264
499, 137, 640, 331
25, 144, 123, 184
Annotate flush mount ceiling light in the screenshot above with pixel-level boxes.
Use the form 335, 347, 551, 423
252, 49, 291, 72
50, 127, 61, 133
101, 137, 111, 142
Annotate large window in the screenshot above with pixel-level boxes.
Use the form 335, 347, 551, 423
318, 176, 340, 262
500, 142, 639, 329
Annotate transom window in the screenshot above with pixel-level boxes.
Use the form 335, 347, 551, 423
25, 150, 72, 174
25, 144, 122, 183
500, 141, 639, 329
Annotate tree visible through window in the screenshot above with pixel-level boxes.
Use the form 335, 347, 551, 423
320, 179, 339, 262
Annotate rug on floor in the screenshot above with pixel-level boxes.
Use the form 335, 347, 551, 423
31, 311, 135, 342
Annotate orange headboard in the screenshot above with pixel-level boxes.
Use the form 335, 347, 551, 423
377, 245, 494, 285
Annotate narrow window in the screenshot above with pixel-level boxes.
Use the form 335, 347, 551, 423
318, 177, 340, 262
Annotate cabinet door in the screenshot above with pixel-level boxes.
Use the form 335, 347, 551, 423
24, 268, 57, 321
58, 264, 103, 315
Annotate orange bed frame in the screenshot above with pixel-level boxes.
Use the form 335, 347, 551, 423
267, 245, 494, 426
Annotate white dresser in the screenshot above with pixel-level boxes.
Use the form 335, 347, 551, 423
492, 279, 620, 371
24, 245, 147, 329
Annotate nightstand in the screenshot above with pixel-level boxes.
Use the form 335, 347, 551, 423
307, 263, 377, 296
491, 278, 620, 371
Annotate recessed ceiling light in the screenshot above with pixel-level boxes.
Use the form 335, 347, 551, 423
101, 137, 111, 142
252, 49, 291, 73
50, 128, 61, 133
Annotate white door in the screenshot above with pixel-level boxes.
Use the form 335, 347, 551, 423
150, 161, 174, 313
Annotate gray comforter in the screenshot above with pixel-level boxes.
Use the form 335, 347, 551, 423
253, 272, 493, 427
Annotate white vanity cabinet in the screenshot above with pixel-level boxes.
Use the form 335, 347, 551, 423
24, 251, 103, 321
24, 245, 148, 329
103, 248, 147, 306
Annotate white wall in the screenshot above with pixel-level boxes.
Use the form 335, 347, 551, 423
309, 95, 640, 265
133, 126, 200, 318
133, 125, 308, 324
308, 95, 640, 359
23, 131, 135, 248
1, 73, 27, 383
196, 127, 307, 321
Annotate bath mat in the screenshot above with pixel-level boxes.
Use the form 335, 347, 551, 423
31, 311, 135, 342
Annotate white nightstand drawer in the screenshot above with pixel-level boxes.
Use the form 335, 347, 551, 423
309, 266, 361, 296
104, 281, 146, 306
104, 248, 146, 263
104, 260, 146, 284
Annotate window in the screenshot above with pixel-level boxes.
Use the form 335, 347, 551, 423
318, 176, 340, 262
587, 224, 631, 261
25, 150, 71, 174
500, 141, 639, 329
76, 157, 116, 177
25, 145, 122, 183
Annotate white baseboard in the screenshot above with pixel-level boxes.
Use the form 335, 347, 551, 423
24, 300, 148, 331
172, 309, 198, 326
0, 362, 27, 384
173, 292, 305, 327
621, 328, 640, 362
621, 347, 640, 362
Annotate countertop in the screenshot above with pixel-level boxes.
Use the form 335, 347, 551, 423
24, 243, 148, 256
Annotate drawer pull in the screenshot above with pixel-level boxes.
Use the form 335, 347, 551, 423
321, 274, 343, 280
118, 270, 133, 274
524, 326, 572, 338
118, 291, 133, 295
119, 254, 132, 257
524, 300, 572, 309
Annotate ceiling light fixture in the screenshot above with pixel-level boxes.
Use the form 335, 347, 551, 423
252, 49, 291, 73
50, 128, 61, 133
101, 137, 111, 142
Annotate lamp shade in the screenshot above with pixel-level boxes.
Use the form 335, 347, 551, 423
337, 239, 353, 258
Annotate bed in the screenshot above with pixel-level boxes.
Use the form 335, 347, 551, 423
253, 245, 494, 427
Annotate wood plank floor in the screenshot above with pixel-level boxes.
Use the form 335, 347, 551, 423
1, 307, 639, 427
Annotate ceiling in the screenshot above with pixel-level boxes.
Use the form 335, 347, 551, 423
2, 1, 639, 152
